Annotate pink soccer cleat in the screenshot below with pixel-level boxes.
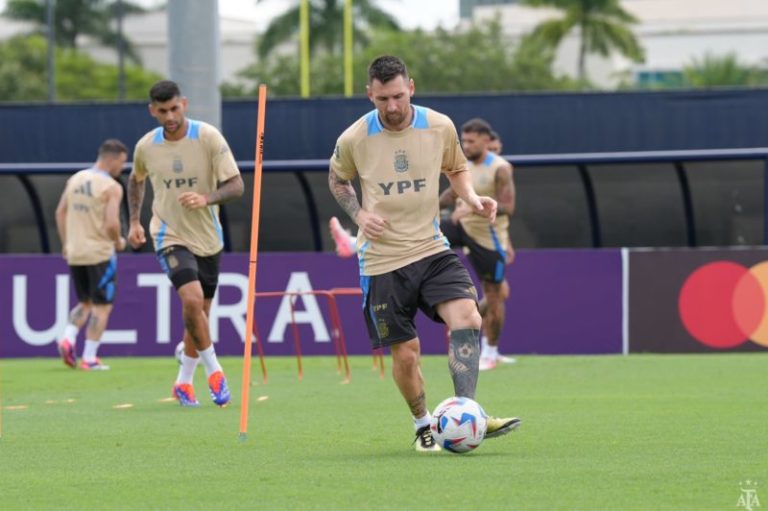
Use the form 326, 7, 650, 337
329, 216, 354, 258
58, 340, 76, 369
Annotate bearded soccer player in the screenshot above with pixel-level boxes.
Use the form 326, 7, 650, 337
128, 80, 244, 407
328, 55, 521, 452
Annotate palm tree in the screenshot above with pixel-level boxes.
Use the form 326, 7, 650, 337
2, 0, 145, 62
521, 0, 644, 82
256, 0, 400, 59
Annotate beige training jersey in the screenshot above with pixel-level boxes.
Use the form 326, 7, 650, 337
331, 105, 468, 276
63, 168, 121, 265
460, 152, 511, 251
133, 120, 240, 256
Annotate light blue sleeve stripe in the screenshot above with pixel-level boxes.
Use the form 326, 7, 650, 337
483, 153, 495, 167
365, 110, 382, 136
156, 221, 167, 250
152, 127, 164, 144
412, 105, 429, 129
187, 120, 200, 140
209, 206, 224, 244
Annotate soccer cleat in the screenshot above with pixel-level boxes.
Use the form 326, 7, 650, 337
413, 425, 441, 452
479, 357, 497, 371
485, 416, 522, 439
79, 358, 110, 371
329, 216, 354, 258
207, 371, 231, 407
497, 354, 517, 364
172, 383, 200, 407
58, 340, 76, 369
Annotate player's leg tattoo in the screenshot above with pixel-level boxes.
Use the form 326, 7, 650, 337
406, 390, 427, 419
448, 329, 480, 399
69, 303, 87, 325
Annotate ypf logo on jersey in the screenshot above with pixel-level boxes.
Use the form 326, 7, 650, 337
678, 261, 768, 349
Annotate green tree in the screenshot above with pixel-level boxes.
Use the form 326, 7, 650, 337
256, 0, 400, 58
683, 52, 766, 88
521, 0, 644, 83
224, 20, 575, 97
2, 0, 145, 62
0, 35, 162, 101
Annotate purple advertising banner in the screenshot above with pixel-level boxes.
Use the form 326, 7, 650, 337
1, 250, 622, 358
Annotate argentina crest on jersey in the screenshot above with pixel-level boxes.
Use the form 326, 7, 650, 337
394, 149, 409, 173
172, 157, 183, 173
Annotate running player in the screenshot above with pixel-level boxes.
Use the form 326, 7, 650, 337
54, 139, 129, 370
440, 119, 516, 371
127, 80, 244, 407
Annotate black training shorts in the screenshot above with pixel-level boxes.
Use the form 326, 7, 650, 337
360, 250, 477, 349
70, 254, 118, 305
156, 245, 221, 299
440, 219, 506, 283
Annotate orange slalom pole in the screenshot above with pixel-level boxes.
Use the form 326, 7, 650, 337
239, 84, 268, 441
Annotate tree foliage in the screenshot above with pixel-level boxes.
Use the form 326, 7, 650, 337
683, 52, 768, 88
0, 35, 163, 102
521, 0, 644, 82
2, 0, 144, 62
256, 0, 399, 59
224, 20, 577, 97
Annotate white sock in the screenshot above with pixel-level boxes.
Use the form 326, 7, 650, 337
59, 324, 79, 346
83, 339, 100, 362
197, 345, 223, 378
480, 335, 489, 350
413, 412, 432, 430
176, 354, 200, 384
482, 345, 499, 359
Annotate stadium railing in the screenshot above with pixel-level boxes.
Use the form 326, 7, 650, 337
2, 147, 768, 253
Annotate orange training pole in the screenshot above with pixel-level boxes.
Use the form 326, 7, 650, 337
239, 84, 267, 441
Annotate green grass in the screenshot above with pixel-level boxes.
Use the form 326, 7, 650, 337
1, 354, 766, 510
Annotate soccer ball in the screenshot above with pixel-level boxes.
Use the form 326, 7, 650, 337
174, 341, 185, 365
430, 396, 488, 453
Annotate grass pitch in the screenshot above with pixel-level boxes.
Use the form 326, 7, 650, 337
1, 354, 766, 510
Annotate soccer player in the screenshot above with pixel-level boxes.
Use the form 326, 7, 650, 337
440, 119, 516, 371
127, 80, 244, 407
54, 139, 129, 371
328, 55, 521, 452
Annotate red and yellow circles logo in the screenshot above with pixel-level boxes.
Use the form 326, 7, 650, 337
679, 261, 768, 348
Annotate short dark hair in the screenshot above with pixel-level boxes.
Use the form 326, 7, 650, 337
461, 118, 493, 136
489, 130, 500, 142
149, 80, 181, 103
368, 55, 409, 85
98, 139, 128, 158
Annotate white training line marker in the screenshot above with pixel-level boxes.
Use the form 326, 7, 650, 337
257, 395, 269, 402
45, 400, 58, 404
5, 405, 28, 410
158, 397, 176, 403
113, 403, 134, 409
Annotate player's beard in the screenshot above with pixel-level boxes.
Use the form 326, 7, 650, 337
164, 120, 182, 136
384, 109, 407, 127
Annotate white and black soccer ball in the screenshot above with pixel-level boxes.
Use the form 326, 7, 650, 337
174, 341, 185, 365
430, 396, 488, 453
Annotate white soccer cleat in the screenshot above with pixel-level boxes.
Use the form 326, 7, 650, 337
479, 357, 497, 371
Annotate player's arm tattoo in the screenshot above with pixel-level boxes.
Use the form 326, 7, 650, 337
494, 164, 515, 216
328, 168, 361, 221
406, 391, 428, 419
206, 175, 244, 205
448, 329, 480, 399
127, 173, 146, 223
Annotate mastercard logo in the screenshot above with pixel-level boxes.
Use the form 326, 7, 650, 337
678, 261, 768, 348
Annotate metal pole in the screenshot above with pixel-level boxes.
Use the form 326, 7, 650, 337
46, 0, 55, 102
116, 0, 126, 100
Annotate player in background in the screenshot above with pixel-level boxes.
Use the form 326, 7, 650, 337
127, 80, 244, 407
440, 120, 516, 371
329, 55, 521, 452
55, 139, 129, 370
